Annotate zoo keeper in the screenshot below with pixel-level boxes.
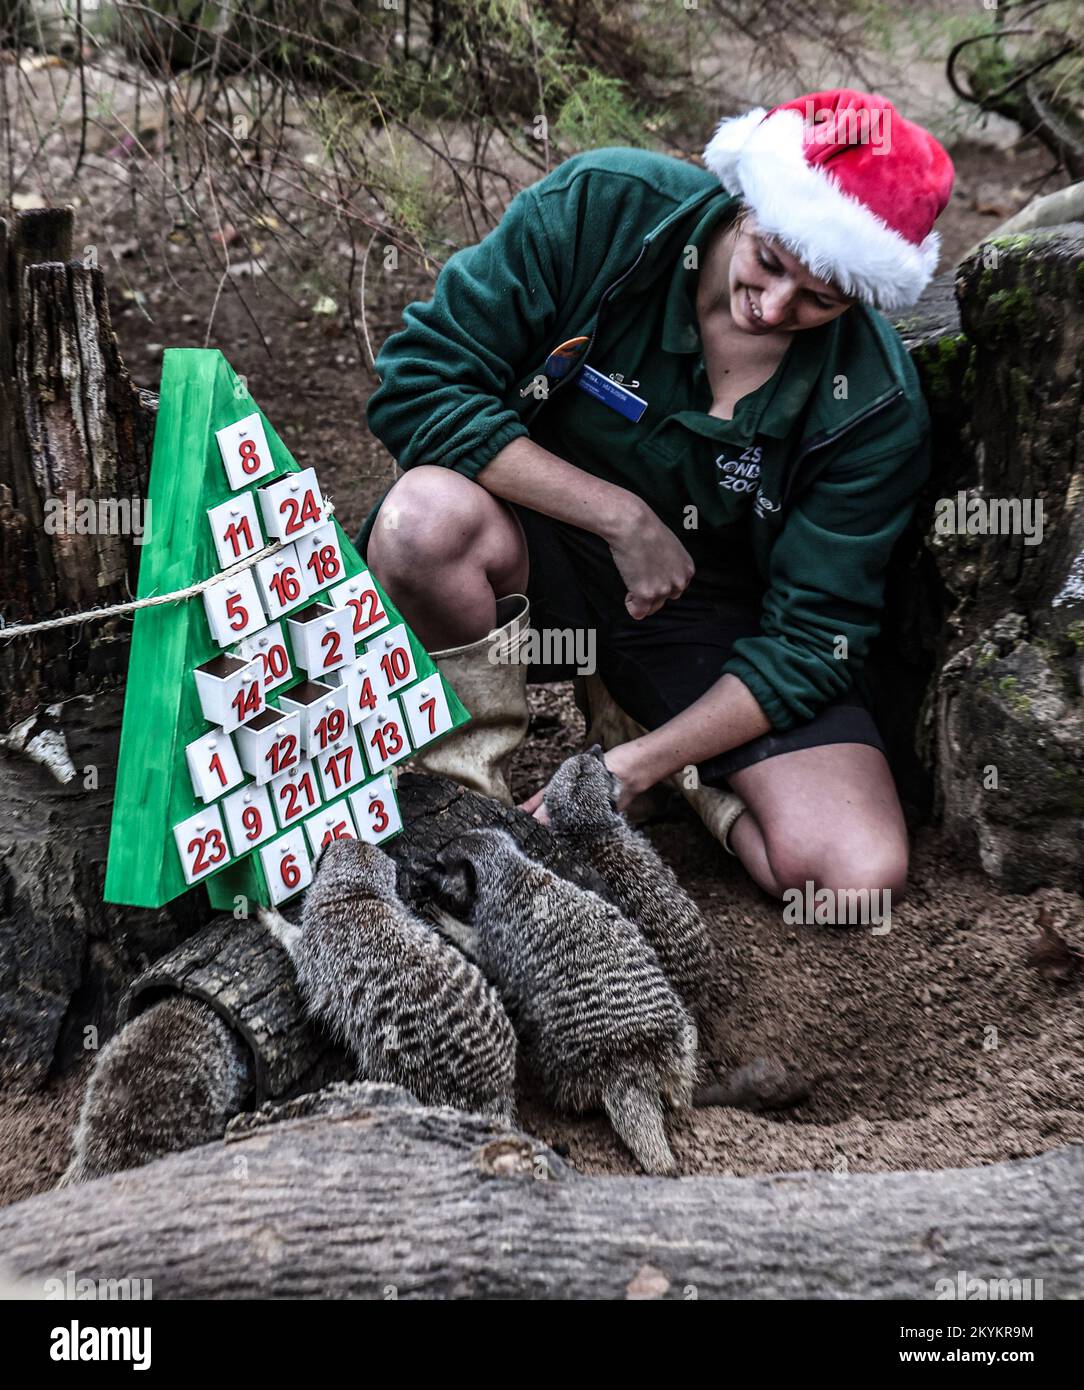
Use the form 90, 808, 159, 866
356, 88, 954, 902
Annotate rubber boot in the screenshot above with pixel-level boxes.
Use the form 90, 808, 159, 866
410, 594, 530, 806
581, 672, 747, 853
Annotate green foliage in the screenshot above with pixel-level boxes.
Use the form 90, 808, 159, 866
550, 68, 647, 150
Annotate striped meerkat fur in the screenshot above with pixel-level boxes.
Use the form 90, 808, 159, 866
431, 828, 697, 1175
544, 748, 722, 1038
277, 837, 518, 1127
59, 995, 253, 1186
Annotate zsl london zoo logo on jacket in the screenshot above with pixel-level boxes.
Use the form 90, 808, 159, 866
715, 444, 781, 521
715, 443, 762, 494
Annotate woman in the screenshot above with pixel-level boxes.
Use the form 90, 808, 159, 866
357, 88, 954, 902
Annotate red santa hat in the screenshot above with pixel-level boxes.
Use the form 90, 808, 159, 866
703, 89, 955, 312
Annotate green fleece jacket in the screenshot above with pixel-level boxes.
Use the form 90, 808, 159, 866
363, 147, 931, 731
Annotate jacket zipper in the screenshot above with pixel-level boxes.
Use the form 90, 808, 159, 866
780, 388, 904, 508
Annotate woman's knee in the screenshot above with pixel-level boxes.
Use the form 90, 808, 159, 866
767, 831, 909, 903
367, 466, 490, 580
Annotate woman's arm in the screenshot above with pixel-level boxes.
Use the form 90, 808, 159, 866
722, 431, 932, 729
521, 671, 770, 818
478, 437, 695, 619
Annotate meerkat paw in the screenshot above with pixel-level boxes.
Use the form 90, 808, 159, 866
259, 904, 302, 959
426, 904, 483, 963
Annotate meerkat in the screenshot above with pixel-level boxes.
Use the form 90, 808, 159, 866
430, 828, 697, 1176
58, 995, 254, 1186
270, 837, 518, 1127
543, 748, 722, 1037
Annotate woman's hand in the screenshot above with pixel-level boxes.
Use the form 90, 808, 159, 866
518, 742, 651, 823
518, 784, 550, 825
604, 497, 695, 620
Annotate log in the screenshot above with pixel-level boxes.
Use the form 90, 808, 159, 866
1, 1081, 1080, 1299
118, 915, 352, 1105
0, 688, 206, 1090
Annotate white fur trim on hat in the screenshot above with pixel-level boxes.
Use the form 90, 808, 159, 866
703, 108, 939, 312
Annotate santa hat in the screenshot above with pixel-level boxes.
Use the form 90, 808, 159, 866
703, 89, 954, 312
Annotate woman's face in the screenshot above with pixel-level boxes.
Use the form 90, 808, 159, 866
727, 217, 853, 335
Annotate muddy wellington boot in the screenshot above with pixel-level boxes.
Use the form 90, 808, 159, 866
410, 594, 531, 805
580, 672, 747, 853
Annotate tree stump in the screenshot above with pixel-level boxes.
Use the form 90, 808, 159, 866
0, 212, 203, 1091
910, 229, 1084, 891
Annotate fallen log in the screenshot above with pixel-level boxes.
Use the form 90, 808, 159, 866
117, 915, 352, 1106
1, 1082, 1080, 1300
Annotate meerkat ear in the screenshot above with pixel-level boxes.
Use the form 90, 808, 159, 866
587, 744, 622, 808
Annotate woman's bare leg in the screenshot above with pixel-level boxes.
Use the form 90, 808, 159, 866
366, 466, 529, 650
724, 742, 909, 902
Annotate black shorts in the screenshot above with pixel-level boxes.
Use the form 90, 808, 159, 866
512, 505, 886, 789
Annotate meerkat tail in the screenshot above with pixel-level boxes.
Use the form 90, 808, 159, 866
259, 904, 302, 958
601, 1072, 676, 1177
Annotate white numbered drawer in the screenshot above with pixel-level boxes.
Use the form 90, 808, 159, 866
253, 543, 312, 622
234, 708, 301, 785
270, 756, 322, 829
304, 801, 358, 860
259, 828, 313, 906
295, 522, 345, 595
277, 679, 351, 758
327, 650, 384, 725
234, 621, 292, 694
358, 700, 411, 774
221, 782, 277, 856
256, 468, 325, 543
216, 411, 275, 490
203, 568, 265, 646
400, 675, 453, 748
287, 601, 355, 679
193, 653, 265, 733
349, 774, 402, 845
185, 727, 244, 803
173, 805, 232, 885
313, 730, 366, 800
207, 492, 263, 568
366, 623, 416, 694
329, 569, 391, 641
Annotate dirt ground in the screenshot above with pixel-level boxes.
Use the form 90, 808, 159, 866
509, 686, 1084, 1178
2, 110, 1082, 1204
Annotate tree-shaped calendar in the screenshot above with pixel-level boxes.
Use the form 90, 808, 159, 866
104, 348, 468, 912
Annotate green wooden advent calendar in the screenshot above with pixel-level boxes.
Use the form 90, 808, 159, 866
104, 348, 469, 911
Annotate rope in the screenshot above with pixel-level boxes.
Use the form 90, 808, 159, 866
0, 541, 281, 640
0, 498, 336, 642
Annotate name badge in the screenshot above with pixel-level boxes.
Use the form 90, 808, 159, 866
576, 364, 648, 423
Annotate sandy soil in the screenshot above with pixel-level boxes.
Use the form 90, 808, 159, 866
1, 68, 1081, 1204
510, 685, 1084, 1178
